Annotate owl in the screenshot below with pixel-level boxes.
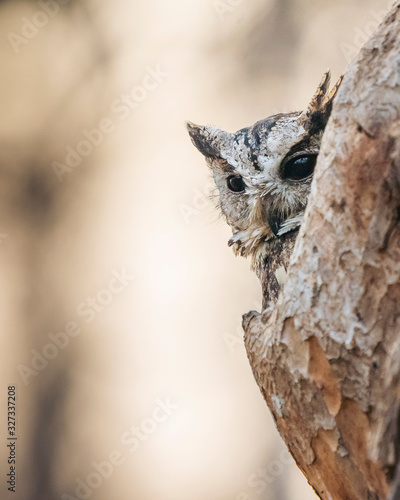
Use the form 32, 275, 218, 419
187, 71, 342, 306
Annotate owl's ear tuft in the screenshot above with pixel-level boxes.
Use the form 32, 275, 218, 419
186, 122, 226, 160
300, 71, 343, 131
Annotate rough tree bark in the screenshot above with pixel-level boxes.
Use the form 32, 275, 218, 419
243, 2, 400, 499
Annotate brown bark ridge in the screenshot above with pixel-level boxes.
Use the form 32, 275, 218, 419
243, 2, 400, 499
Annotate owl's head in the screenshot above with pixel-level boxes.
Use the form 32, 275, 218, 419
187, 71, 342, 264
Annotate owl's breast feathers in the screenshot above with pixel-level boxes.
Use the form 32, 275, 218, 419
256, 230, 299, 308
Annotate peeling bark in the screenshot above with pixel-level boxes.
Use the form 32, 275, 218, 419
243, 3, 400, 499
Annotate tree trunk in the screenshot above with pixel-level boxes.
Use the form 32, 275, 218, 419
243, 2, 400, 499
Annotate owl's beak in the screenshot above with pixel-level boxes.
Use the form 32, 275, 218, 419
267, 210, 283, 237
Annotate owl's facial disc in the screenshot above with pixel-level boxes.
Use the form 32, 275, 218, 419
187, 71, 342, 262
187, 116, 321, 256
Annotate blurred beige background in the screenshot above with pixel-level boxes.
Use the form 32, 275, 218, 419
0, 1, 392, 499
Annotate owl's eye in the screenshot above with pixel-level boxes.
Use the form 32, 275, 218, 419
282, 154, 317, 181
227, 174, 246, 193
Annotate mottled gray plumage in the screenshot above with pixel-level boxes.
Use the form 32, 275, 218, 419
187, 71, 342, 305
